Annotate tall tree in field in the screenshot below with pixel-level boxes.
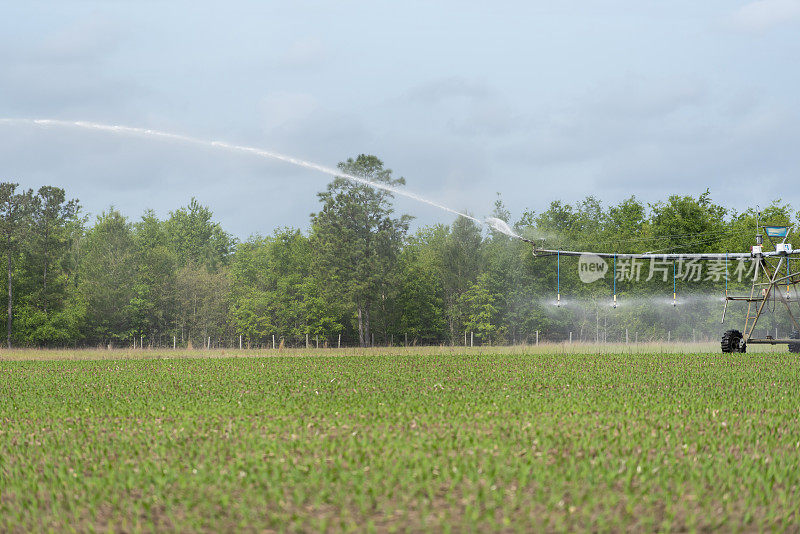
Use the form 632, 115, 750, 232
395, 226, 447, 344
165, 199, 233, 346
441, 215, 483, 342
131, 211, 177, 343
459, 272, 499, 344
175, 263, 230, 347
14, 186, 83, 345
229, 235, 278, 344
165, 198, 234, 270
311, 155, 411, 347
606, 196, 647, 249
649, 190, 727, 254
480, 195, 519, 344
78, 209, 137, 344
230, 229, 340, 346
31, 186, 80, 313
0, 183, 34, 348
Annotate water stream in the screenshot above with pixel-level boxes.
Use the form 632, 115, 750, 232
0, 118, 525, 235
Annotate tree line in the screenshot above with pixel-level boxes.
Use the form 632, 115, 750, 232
2, 154, 796, 348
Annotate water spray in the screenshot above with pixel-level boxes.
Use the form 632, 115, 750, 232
0, 118, 535, 238
484, 217, 534, 243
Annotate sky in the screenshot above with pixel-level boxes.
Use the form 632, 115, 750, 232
1, 0, 799, 238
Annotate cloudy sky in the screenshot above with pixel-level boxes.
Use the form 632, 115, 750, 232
1, 1, 799, 237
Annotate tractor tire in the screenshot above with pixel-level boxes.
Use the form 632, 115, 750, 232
721, 329, 745, 353
790, 331, 800, 354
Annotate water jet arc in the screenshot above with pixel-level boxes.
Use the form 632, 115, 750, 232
0, 118, 513, 232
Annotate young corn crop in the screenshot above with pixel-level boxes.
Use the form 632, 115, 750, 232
1, 350, 799, 531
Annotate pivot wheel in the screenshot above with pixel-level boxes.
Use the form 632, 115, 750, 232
790, 331, 800, 354
721, 329, 746, 353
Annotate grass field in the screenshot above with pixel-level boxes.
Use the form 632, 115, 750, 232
2, 348, 800, 531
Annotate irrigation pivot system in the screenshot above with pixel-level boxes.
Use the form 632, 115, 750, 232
530, 224, 800, 354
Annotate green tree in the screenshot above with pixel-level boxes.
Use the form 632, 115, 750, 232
459, 273, 500, 344
607, 196, 647, 250
228, 229, 329, 345
441, 216, 483, 342
649, 190, 727, 254
31, 186, 80, 313
175, 263, 230, 347
164, 200, 233, 346
0, 183, 34, 348
311, 155, 411, 347
78, 209, 137, 345
131, 211, 177, 344
396, 229, 447, 344
14, 186, 84, 346
229, 235, 275, 344
165, 198, 234, 270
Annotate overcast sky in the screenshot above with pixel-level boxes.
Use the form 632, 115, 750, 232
1, 1, 799, 237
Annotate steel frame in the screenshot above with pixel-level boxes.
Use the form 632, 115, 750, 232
727, 230, 800, 346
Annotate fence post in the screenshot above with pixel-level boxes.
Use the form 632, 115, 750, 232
569, 331, 572, 343
626, 328, 629, 344
338, 333, 341, 348
536, 330, 539, 345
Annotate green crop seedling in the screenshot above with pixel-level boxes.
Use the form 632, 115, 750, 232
2, 350, 799, 531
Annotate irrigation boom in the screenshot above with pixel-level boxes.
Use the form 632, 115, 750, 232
529, 225, 800, 354
532, 249, 760, 261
